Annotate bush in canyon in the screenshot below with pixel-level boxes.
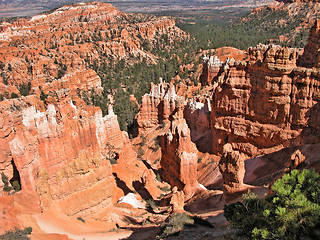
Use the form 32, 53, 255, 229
224, 169, 320, 239
0, 227, 32, 240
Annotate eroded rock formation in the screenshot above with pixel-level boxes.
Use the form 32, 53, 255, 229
160, 99, 202, 200
0, 96, 119, 218
0, 86, 147, 236
0, 2, 186, 98
219, 144, 246, 195
210, 21, 320, 158
184, 99, 212, 153
200, 56, 222, 86
136, 81, 177, 131
299, 19, 320, 67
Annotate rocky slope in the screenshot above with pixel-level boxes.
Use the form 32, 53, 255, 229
0, 2, 186, 100
247, 0, 320, 47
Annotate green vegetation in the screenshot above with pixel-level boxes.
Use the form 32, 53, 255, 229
177, 6, 312, 50
224, 169, 320, 239
157, 185, 171, 192
158, 213, 214, 238
10, 93, 19, 99
146, 199, 157, 212
11, 180, 21, 192
106, 143, 118, 165
76, 216, 86, 223
40, 91, 48, 103
0, 227, 32, 240
1, 172, 13, 192
161, 213, 195, 237
1, 172, 21, 193
18, 82, 31, 96
87, 33, 198, 132
153, 139, 160, 151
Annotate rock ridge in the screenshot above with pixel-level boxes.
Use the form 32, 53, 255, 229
209, 20, 320, 159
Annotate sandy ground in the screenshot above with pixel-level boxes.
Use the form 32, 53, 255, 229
34, 212, 133, 240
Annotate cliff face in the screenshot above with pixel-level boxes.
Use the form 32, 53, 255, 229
136, 82, 176, 131
210, 20, 320, 159
160, 102, 202, 200
298, 19, 320, 68
184, 99, 212, 153
0, 75, 149, 236
0, 96, 120, 218
135, 82, 204, 199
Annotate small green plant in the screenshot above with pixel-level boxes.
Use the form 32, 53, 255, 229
156, 173, 162, 182
146, 199, 157, 211
11, 180, 21, 191
154, 140, 160, 151
10, 92, 19, 99
1, 172, 9, 185
159, 121, 166, 129
158, 185, 171, 192
106, 143, 117, 165
142, 217, 152, 226
23, 227, 32, 235
160, 213, 194, 237
18, 82, 31, 96
137, 146, 145, 159
57, 64, 67, 79
40, 91, 48, 103
197, 157, 202, 163
77, 216, 85, 223
1, 172, 13, 192
141, 134, 146, 146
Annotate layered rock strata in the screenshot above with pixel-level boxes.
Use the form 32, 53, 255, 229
0, 96, 119, 218
184, 99, 212, 153
0, 91, 149, 237
219, 144, 246, 195
200, 56, 223, 86
136, 81, 177, 131
298, 19, 320, 67
210, 20, 320, 158
160, 100, 202, 200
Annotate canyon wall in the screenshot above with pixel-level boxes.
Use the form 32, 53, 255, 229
136, 82, 204, 199
210, 20, 320, 159
160, 101, 202, 200
0, 95, 123, 218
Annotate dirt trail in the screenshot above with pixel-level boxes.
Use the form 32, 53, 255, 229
34, 213, 132, 240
